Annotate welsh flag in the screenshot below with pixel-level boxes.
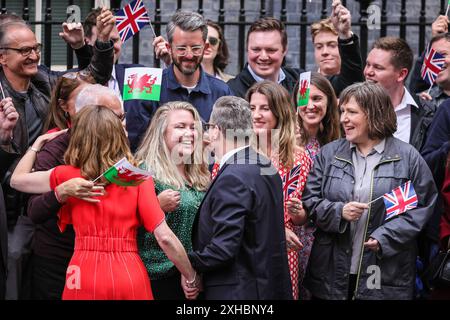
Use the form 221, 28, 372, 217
123, 67, 163, 101
297, 71, 311, 109
103, 157, 153, 187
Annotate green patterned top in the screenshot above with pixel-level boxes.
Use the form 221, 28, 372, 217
137, 179, 205, 280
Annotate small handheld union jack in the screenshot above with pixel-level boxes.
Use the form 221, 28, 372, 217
382, 181, 418, 221
282, 164, 301, 200
421, 46, 445, 87
115, 0, 150, 43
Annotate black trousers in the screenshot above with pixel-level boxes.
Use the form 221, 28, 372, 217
31, 254, 70, 300
150, 272, 186, 300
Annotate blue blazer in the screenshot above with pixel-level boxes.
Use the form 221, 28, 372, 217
188, 147, 292, 300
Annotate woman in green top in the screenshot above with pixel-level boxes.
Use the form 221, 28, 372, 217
135, 101, 210, 300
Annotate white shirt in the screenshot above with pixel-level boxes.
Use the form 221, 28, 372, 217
219, 145, 249, 169
247, 64, 286, 84
393, 87, 418, 143
108, 65, 121, 98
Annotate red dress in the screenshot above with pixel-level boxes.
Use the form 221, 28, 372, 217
50, 165, 164, 300
272, 151, 312, 300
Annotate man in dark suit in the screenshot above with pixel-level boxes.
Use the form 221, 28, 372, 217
184, 96, 292, 300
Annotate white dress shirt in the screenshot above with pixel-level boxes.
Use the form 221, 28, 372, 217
393, 87, 418, 143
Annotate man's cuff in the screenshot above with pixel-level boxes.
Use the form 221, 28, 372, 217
94, 39, 114, 52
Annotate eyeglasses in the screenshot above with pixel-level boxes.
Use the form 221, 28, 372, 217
115, 112, 127, 122
207, 36, 220, 46
173, 45, 204, 56
1, 43, 42, 56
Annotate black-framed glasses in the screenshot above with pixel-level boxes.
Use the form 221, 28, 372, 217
1, 43, 42, 56
173, 45, 204, 56
207, 36, 220, 46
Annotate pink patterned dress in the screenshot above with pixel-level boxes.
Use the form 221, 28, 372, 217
272, 150, 312, 300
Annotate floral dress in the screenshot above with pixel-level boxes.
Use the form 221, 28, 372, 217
272, 150, 312, 300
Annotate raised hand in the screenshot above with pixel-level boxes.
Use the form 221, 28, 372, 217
153, 36, 172, 65
0, 97, 19, 144
331, 0, 352, 39
431, 15, 449, 37
59, 22, 85, 49
97, 7, 116, 42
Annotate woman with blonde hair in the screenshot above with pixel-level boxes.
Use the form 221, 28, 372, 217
10, 105, 199, 300
136, 101, 210, 299
246, 81, 312, 300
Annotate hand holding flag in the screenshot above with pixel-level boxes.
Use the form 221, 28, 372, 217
94, 157, 153, 187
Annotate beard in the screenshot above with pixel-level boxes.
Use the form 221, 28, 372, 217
173, 56, 203, 76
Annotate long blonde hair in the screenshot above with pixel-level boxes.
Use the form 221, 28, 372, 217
246, 81, 297, 169
64, 105, 134, 181
135, 101, 210, 191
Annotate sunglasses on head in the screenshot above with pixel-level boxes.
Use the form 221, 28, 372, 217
208, 36, 220, 46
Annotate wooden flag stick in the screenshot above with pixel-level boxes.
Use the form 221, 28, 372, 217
0, 81, 5, 100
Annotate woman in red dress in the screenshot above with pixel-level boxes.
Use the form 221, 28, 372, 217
246, 81, 312, 300
11, 105, 199, 300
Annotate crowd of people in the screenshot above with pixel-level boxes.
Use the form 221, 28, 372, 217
0, 0, 449, 300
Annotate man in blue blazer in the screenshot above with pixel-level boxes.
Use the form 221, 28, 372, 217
184, 96, 292, 300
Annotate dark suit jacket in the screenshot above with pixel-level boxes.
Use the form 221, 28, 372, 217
188, 147, 292, 300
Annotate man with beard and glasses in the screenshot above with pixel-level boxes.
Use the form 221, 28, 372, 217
73, 9, 232, 152
150, 10, 232, 134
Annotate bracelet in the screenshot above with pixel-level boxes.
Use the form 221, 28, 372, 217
29, 146, 40, 153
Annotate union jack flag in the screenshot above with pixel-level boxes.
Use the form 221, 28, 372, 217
282, 164, 301, 200
382, 181, 418, 221
115, 0, 150, 43
421, 46, 445, 86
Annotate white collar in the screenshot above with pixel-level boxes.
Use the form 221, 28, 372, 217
247, 64, 286, 84
219, 145, 249, 169
395, 86, 418, 112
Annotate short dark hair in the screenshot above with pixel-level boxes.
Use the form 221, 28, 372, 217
430, 32, 450, 46
371, 36, 413, 72
206, 20, 229, 72
339, 82, 397, 140
83, 7, 102, 39
246, 17, 287, 50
